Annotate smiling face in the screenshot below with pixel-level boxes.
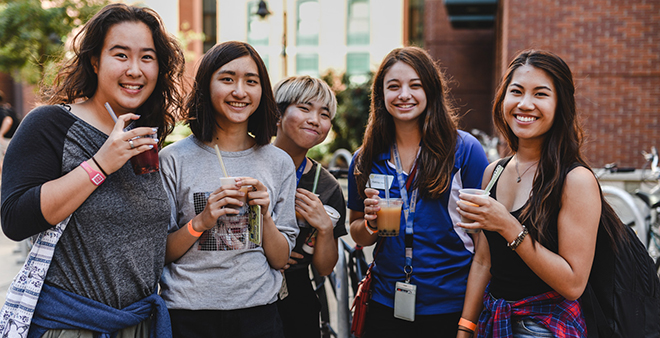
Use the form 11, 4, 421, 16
502, 64, 557, 143
383, 61, 427, 124
210, 55, 262, 127
91, 21, 158, 115
277, 99, 332, 151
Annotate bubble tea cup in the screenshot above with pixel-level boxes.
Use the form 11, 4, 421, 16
376, 198, 403, 237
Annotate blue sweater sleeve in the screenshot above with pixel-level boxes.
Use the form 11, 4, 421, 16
346, 150, 365, 212
1, 105, 75, 241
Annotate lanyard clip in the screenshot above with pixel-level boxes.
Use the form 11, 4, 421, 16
404, 265, 413, 283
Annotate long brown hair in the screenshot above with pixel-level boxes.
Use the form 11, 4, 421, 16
493, 50, 627, 248
43, 3, 185, 146
354, 46, 458, 199
185, 41, 278, 145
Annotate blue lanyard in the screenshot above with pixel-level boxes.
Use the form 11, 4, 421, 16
392, 143, 419, 282
295, 158, 307, 186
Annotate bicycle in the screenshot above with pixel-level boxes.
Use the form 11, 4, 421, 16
312, 238, 370, 338
632, 146, 660, 274
596, 146, 660, 276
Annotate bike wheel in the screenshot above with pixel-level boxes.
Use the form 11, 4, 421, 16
602, 185, 650, 247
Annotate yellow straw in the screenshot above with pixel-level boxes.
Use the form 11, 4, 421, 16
213, 144, 229, 177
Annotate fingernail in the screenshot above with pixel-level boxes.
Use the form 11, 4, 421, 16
148, 145, 154, 149
152, 128, 158, 133
135, 114, 141, 118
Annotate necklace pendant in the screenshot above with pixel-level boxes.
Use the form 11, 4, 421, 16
516, 177, 521, 183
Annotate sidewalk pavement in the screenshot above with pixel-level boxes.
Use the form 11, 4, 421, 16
0, 232, 24, 305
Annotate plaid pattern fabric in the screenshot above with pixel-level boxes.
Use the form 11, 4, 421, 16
0, 216, 70, 338
478, 288, 587, 338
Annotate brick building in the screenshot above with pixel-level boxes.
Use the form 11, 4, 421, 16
424, 0, 659, 168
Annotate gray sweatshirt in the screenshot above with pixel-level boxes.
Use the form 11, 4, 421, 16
159, 135, 298, 310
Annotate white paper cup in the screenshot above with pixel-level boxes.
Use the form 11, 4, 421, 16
458, 188, 490, 233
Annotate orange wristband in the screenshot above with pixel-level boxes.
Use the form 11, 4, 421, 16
187, 220, 203, 237
459, 318, 477, 332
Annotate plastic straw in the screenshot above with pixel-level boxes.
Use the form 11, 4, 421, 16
213, 144, 229, 177
104, 102, 119, 123
311, 162, 322, 194
384, 174, 390, 206
484, 165, 504, 194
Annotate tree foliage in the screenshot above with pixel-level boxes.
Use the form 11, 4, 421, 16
0, 0, 107, 85
321, 71, 373, 155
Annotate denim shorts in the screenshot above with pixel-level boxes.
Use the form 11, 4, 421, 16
512, 318, 553, 338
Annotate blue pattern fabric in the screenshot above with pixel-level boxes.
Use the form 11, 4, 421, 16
28, 284, 171, 338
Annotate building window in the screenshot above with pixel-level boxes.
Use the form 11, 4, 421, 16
296, 53, 319, 76
347, 0, 369, 46
346, 52, 369, 83
202, 0, 217, 52
247, 1, 270, 68
408, 0, 424, 47
297, 0, 320, 46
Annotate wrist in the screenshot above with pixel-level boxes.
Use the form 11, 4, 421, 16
187, 219, 203, 237
458, 317, 476, 336
507, 225, 528, 251
80, 160, 105, 186
364, 219, 377, 235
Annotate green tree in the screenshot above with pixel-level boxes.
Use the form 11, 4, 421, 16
322, 71, 373, 154
0, 0, 107, 85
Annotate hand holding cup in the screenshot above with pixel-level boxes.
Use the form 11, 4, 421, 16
236, 177, 270, 215
94, 113, 158, 175
457, 188, 490, 233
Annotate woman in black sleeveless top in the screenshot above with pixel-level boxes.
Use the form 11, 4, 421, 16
454, 50, 627, 338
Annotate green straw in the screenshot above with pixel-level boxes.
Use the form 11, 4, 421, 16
311, 161, 322, 194
484, 165, 504, 194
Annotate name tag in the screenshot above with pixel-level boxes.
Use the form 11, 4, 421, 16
369, 174, 395, 190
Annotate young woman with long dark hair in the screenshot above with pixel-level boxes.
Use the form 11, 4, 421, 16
456, 50, 629, 338
347, 46, 489, 337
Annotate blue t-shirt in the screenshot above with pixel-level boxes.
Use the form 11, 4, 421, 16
347, 130, 489, 315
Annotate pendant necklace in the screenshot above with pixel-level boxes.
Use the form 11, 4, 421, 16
515, 156, 538, 183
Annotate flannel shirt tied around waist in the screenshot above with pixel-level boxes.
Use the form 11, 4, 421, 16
478, 287, 587, 338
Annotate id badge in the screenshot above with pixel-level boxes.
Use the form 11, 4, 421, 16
393, 281, 416, 322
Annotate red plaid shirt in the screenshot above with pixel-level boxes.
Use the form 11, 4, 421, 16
478, 288, 587, 338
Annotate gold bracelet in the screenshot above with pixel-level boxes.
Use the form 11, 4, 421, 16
507, 225, 528, 251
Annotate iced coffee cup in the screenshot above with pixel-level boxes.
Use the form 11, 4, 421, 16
458, 188, 490, 233
124, 123, 159, 175
376, 198, 403, 237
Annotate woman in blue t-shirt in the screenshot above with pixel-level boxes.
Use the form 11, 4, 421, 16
347, 46, 489, 337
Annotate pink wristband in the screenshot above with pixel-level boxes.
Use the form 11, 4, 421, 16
80, 161, 105, 186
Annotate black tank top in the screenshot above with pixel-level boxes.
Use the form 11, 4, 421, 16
484, 157, 558, 300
